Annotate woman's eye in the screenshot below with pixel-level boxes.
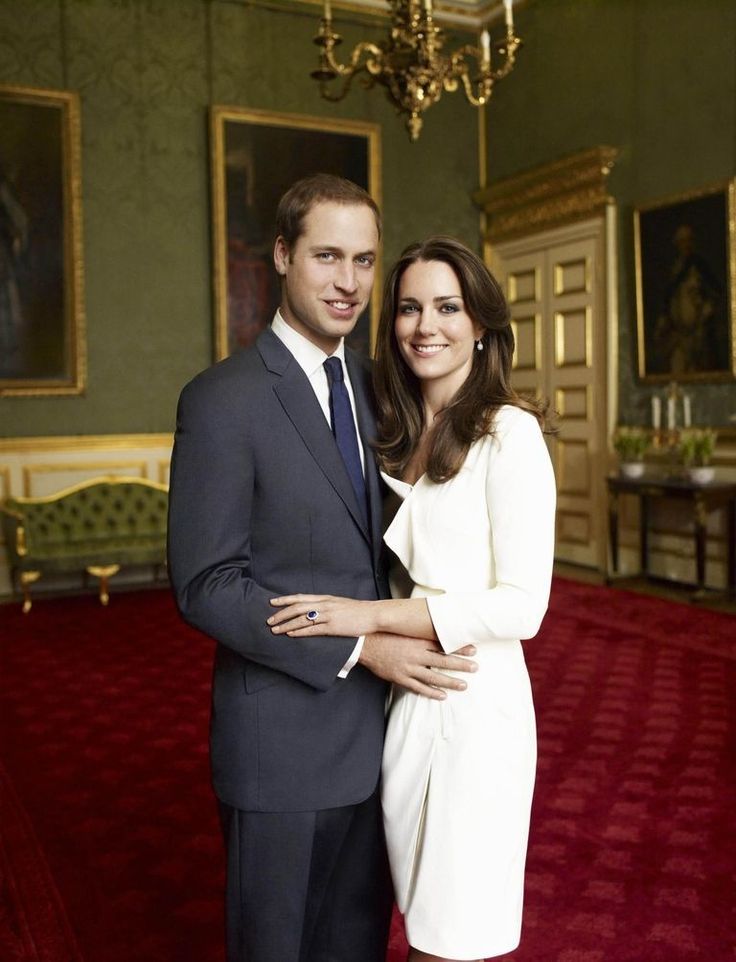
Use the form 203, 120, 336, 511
399, 304, 418, 314
440, 303, 459, 313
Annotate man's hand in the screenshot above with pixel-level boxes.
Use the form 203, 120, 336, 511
360, 632, 477, 700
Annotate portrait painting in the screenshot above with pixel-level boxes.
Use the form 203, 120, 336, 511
210, 107, 381, 360
0, 85, 85, 396
634, 180, 735, 383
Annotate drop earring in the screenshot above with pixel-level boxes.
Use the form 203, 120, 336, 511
475, 339, 484, 352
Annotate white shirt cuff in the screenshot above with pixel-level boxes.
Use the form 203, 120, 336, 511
338, 635, 365, 678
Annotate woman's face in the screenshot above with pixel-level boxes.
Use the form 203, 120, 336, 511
394, 258, 483, 401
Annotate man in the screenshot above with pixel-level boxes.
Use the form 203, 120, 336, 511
168, 174, 475, 962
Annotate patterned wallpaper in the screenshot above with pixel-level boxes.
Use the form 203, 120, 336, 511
484, 0, 736, 429
0, 0, 482, 436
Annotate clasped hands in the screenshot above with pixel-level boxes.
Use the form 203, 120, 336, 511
268, 593, 477, 701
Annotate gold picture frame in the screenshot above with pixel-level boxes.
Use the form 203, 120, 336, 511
634, 179, 735, 383
0, 85, 86, 396
210, 106, 381, 360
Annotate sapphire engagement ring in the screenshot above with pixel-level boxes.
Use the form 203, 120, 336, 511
306, 610, 319, 622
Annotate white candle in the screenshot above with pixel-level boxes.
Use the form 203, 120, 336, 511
683, 395, 692, 427
667, 397, 676, 430
480, 29, 490, 66
651, 396, 661, 430
324, 0, 331, 20
504, 0, 514, 30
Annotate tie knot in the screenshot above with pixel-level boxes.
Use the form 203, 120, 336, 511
324, 355, 344, 384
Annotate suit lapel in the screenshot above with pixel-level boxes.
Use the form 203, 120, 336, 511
258, 330, 370, 542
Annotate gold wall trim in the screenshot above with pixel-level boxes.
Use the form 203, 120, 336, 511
0, 85, 86, 397
0, 434, 173, 454
210, 106, 382, 361
22, 461, 149, 496
11, 474, 168, 505
474, 146, 618, 244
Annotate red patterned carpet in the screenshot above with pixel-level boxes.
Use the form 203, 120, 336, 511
1, 579, 734, 962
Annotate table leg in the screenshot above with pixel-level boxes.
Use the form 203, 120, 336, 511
640, 495, 649, 576
728, 499, 736, 595
609, 492, 619, 573
694, 495, 707, 591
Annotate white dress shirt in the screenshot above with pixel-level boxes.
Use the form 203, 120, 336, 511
271, 311, 365, 471
270, 311, 365, 676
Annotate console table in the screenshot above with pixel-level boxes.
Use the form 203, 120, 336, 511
606, 475, 736, 597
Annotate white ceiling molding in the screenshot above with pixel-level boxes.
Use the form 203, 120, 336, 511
298, 0, 512, 30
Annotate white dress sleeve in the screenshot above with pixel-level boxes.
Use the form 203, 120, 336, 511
426, 409, 556, 650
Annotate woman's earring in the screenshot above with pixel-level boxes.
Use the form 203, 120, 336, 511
475, 339, 484, 352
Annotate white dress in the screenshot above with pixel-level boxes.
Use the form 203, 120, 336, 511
380, 405, 556, 960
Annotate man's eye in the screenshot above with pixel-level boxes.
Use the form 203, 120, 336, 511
356, 256, 374, 267
317, 252, 336, 261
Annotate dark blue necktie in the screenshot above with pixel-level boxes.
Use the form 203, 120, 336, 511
324, 356, 368, 522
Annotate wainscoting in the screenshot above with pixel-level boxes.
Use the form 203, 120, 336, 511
2, 431, 735, 602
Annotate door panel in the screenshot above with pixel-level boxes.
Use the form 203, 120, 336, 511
492, 222, 608, 569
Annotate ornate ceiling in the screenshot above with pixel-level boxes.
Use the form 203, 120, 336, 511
300, 0, 510, 29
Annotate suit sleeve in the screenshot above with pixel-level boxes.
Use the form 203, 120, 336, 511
167, 377, 356, 691
426, 411, 556, 649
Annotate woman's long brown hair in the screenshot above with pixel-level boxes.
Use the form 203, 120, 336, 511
373, 236, 549, 483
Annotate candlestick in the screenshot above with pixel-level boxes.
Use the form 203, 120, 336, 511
651, 396, 661, 431
683, 395, 691, 428
504, 0, 514, 31
480, 29, 490, 67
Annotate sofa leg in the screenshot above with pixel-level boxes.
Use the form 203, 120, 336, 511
86, 564, 121, 605
19, 570, 42, 614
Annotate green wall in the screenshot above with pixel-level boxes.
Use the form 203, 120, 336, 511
0, 0, 482, 437
485, 0, 736, 427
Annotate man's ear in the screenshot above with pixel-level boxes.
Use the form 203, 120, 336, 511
274, 235, 289, 276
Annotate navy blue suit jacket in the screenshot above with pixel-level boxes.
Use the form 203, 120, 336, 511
168, 329, 390, 813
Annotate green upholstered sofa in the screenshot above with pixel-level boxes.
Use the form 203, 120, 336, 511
1, 476, 169, 612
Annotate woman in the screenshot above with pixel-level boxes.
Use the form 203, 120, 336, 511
269, 237, 556, 961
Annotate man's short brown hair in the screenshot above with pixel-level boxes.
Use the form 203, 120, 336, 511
275, 173, 381, 252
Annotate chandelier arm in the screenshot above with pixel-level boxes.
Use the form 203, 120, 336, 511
323, 39, 384, 78
489, 35, 521, 80
317, 74, 359, 102
446, 46, 481, 77
458, 70, 493, 107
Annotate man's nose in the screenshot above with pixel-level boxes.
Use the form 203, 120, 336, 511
334, 261, 358, 292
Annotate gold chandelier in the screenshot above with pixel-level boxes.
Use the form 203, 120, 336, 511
311, 0, 521, 142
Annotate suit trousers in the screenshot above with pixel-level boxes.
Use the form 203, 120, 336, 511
219, 787, 393, 962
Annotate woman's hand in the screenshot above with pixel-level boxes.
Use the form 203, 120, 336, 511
268, 594, 378, 638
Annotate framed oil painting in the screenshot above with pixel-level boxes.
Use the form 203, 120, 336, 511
210, 107, 381, 360
0, 85, 85, 396
634, 179, 735, 383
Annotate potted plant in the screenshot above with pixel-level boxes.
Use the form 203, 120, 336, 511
678, 428, 717, 483
612, 427, 650, 478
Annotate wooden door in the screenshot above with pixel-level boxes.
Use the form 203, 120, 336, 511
490, 218, 611, 570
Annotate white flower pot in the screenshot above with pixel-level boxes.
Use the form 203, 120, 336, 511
620, 462, 645, 479
687, 466, 715, 484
